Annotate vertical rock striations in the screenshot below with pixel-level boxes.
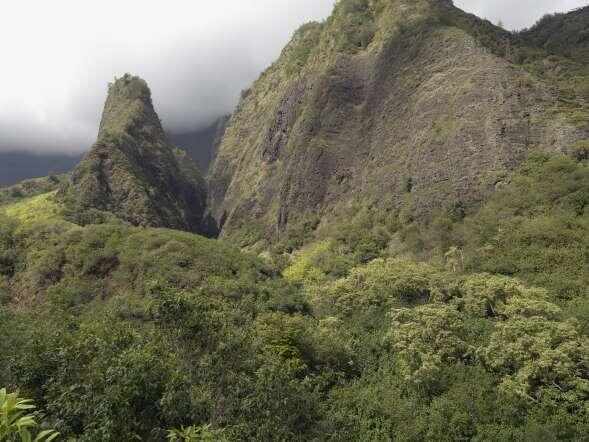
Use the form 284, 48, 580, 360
207, 0, 589, 240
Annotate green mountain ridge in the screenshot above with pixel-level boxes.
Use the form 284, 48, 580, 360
1, 1, 589, 441
208, 0, 589, 243
521, 5, 589, 62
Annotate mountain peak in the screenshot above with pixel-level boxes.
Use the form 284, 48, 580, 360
98, 74, 164, 140
59, 74, 210, 234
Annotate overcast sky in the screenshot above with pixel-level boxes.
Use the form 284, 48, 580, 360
0, 0, 586, 154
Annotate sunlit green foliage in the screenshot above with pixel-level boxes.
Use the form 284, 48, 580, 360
391, 303, 468, 388
2, 184, 589, 440
483, 297, 589, 403
0, 388, 58, 442
3, 192, 72, 233
463, 152, 589, 300
0, 175, 66, 207
167, 424, 228, 442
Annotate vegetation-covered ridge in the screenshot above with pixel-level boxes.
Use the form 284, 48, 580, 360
521, 5, 589, 62
208, 0, 589, 242
58, 74, 211, 235
1, 148, 589, 439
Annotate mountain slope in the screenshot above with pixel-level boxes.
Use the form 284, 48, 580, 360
59, 74, 209, 234
521, 5, 589, 62
169, 115, 230, 173
208, 0, 589, 242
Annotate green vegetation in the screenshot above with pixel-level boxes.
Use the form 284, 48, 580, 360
332, 0, 377, 52
58, 74, 209, 234
521, 7, 589, 62
286, 22, 324, 74
462, 152, 589, 299
167, 424, 228, 441
1, 388, 58, 441
0, 175, 67, 207
0, 208, 316, 440
390, 151, 589, 303
2, 147, 588, 440
1, 2, 589, 441
3, 192, 73, 233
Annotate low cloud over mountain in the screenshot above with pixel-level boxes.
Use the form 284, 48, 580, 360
0, 0, 585, 154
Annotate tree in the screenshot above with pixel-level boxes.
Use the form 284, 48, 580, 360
390, 303, 467, 389
482, 297, 589, 403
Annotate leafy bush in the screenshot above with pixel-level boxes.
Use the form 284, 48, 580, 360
0, 388, 58, 441
463, 152, 589, 300
167, 424, 228, 442
391, 303, 468, 389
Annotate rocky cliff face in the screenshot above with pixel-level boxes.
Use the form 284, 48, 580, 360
208, 0, 589, 240
59, 74, 208, 233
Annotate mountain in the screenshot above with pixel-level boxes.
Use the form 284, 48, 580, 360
0, 152, 81, 187
521, 5, 589, 62
1, 2, 589, 441
169, 115, 230, 173
58, 74, 209, 234
208, 0, 589, 242
0, 116, 226, 188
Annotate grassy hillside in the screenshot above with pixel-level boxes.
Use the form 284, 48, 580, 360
0, 174, 68, 206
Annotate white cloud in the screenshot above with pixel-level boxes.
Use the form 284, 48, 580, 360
455, 0, 586, 30
0, 0, 585, 153
0, 0, 335, 153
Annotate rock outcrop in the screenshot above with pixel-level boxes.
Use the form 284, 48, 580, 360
59, 74, 208, 233
207, 0, 589, 239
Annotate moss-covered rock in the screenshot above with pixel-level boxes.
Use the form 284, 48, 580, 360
207, 0, 589, 243
59, 74, 209, 234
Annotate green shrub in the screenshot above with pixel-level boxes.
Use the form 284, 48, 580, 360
333, 0, 376, 52
0, 387, 59, 441
167, 424, 228, 442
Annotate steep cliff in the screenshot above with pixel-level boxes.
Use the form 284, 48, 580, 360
208, 0, 589, 241
59, 74, 208, 233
